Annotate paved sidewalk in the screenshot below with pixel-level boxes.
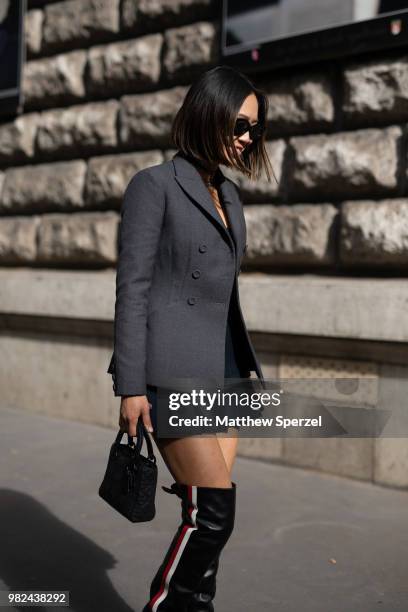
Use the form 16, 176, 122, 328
0, 405, 407, 612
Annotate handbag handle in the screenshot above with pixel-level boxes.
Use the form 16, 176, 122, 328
115, 420, 156, 462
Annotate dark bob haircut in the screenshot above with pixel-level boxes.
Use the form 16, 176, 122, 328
171, 65, 276, 183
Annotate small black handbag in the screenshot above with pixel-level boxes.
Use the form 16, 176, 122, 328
98, 420, 157, 522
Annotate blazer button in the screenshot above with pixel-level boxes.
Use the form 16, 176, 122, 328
198, 244, 207, 253
192, 269, 201, 279
187, 297, 197, 305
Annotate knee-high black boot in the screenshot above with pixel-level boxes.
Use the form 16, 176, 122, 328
142, 481, 236, 612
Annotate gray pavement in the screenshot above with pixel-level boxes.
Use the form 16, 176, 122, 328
0, 405, 407, 612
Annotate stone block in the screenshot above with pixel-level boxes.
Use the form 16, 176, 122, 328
121, 0, 214, 32
237, 274, 408, 343
36, 100, 119, 157
119, 86, 187, 148
258, 72, 335, 135
343, 55, 408, 124
340, 199, 408, 265
0, 267, 114, 320
87, 34, 163, 96
85, 150, 164, 207
1, 160, 87, 213
23, 50, 87, 109
287, 127, 401, 200
244, 203, 338, 265
0, 113, 40, 165
42, 0, 120, 53
0, 216, 40, 263
163, 21, 218, 80
36, 211, 119, 264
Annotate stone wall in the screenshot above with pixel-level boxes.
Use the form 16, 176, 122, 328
2, 0, 408, 272
0, 0, 408, 274
1, 0, 408, 488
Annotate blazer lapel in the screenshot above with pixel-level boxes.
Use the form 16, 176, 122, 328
172, 151, 241, 259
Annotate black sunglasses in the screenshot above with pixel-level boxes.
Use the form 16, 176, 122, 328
233, 118, 265, 141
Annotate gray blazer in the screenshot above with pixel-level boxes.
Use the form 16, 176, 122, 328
107, 150, 265, 396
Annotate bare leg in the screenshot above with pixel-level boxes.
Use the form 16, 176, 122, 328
152, 433, 233, 488
144, 431, 238, 611
216, 430, 239, 475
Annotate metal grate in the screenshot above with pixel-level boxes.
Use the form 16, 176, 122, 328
278, 354, 379, 406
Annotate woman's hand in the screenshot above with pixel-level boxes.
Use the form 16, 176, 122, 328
119, 395, 154, 437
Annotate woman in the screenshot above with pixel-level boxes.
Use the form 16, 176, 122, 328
107, 65, 274, 611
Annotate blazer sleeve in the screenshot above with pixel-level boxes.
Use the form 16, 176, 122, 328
112, 169, 166, 396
